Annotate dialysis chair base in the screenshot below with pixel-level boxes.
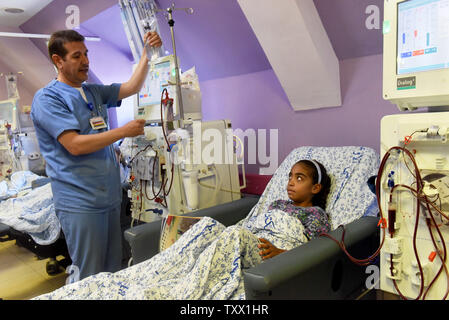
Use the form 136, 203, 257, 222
124, 197, 379, 300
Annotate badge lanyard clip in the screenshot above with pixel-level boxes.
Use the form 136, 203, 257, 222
85, 89, 107, 130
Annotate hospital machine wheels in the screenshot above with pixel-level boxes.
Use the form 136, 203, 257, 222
46, 258, 62, 275
45, 256, 72, 276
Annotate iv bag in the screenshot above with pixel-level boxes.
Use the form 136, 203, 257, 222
5, 75, 19, 100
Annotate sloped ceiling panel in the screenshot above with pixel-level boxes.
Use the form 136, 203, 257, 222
18, 0, 119, 87
0, 26, 56, 104
155, 0, 272, 82
237, 0, 341, 110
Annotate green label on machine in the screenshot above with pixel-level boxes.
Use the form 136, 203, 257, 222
397, 76, 416, 90
383, 20, 391, 34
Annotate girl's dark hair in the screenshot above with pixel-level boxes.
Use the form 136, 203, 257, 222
296, 159, 331, 210
48, 30, 85, 63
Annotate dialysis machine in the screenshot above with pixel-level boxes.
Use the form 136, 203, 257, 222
380, 0, 449, 299
0, 73, 44, 181
119, 0, 244, 223
0, 98, 20, 180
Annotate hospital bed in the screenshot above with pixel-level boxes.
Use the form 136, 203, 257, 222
125, 146, 381, 299
0, 175, 71, 275
0, 177, 134, 275
0, 223, 71, 275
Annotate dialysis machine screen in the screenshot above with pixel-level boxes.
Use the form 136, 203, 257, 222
0, 100, 14, 123
138, 60, 173, 107
397, 0, 449, 75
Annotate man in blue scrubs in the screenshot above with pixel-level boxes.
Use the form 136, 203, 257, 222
31, 30, 162, 282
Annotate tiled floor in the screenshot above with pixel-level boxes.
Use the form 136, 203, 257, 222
0, 238, 67, 300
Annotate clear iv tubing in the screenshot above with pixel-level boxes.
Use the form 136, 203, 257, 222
319, 148, 390, 266
320, 146, 431, 270
378, 147, 424, 299
383, 147, 449, 300
423, 201, 449, 300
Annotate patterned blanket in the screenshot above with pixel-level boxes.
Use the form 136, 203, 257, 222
0, 181, 60, 245
35, 207, 307, 300
34, 145, 379, 300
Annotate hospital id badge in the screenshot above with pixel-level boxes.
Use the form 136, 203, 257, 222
89, 116, 107, 130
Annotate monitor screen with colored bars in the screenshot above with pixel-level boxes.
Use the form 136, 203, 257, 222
397, 0, 449, 75
138, 60, 173, 107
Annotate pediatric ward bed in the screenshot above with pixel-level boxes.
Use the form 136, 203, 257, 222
0, 172, 71, 275
34, 146, 380, 300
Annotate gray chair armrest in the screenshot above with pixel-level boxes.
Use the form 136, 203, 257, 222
124, 219, 161, 265
244, 216, 379, 299
124, 196, 260, 264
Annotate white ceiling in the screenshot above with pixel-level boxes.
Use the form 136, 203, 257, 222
0, 0, 54, 27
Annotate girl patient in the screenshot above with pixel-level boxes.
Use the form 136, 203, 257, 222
258, 159, 331, 260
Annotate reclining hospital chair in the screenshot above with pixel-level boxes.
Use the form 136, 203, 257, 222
124, 146, 380, 299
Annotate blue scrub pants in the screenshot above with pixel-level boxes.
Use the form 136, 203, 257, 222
56, 205, 122, 282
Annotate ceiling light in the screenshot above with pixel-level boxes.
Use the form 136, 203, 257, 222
0, 32, 101, 42
2, 8, 25, 14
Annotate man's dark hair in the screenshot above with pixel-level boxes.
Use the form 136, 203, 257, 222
48, 30, 85, 63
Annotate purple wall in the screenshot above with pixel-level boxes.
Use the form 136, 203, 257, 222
155, 0, 271, 81
201, 53, 402, 174
313, 0, 384, 60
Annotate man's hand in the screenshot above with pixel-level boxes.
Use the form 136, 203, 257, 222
120, 119, 145, 137
144, 31, 162, 51
57, 119, 146, 156
118, 31, 163, 100
258, 238, 286, 260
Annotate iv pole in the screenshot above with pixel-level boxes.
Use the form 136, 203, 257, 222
154, 3, 194, 213
156, 3, 193, 128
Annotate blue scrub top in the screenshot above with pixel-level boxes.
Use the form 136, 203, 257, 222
31, 79, 123, 214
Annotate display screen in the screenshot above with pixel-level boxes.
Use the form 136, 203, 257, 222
138, 60, 172, 107
397, 0, 449, 75
0, 101, 15, 124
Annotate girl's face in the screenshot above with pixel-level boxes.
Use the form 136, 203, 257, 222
287, 163, 322, 207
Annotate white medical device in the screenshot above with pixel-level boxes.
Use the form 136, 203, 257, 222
383, 0, 449, 111
122, 119, 243, 223
119, 1, 243, 226
0, 99, 19, 132
134, 54, 202, 122
0, 74, 44, 179
0, 99, 20, 180
380, 112, 449, 300
380, 0, 449, 299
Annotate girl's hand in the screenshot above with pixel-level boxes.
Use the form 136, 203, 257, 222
258, 238, 286, 260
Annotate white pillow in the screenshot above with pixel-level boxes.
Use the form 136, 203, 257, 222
244, 146, 379, 230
